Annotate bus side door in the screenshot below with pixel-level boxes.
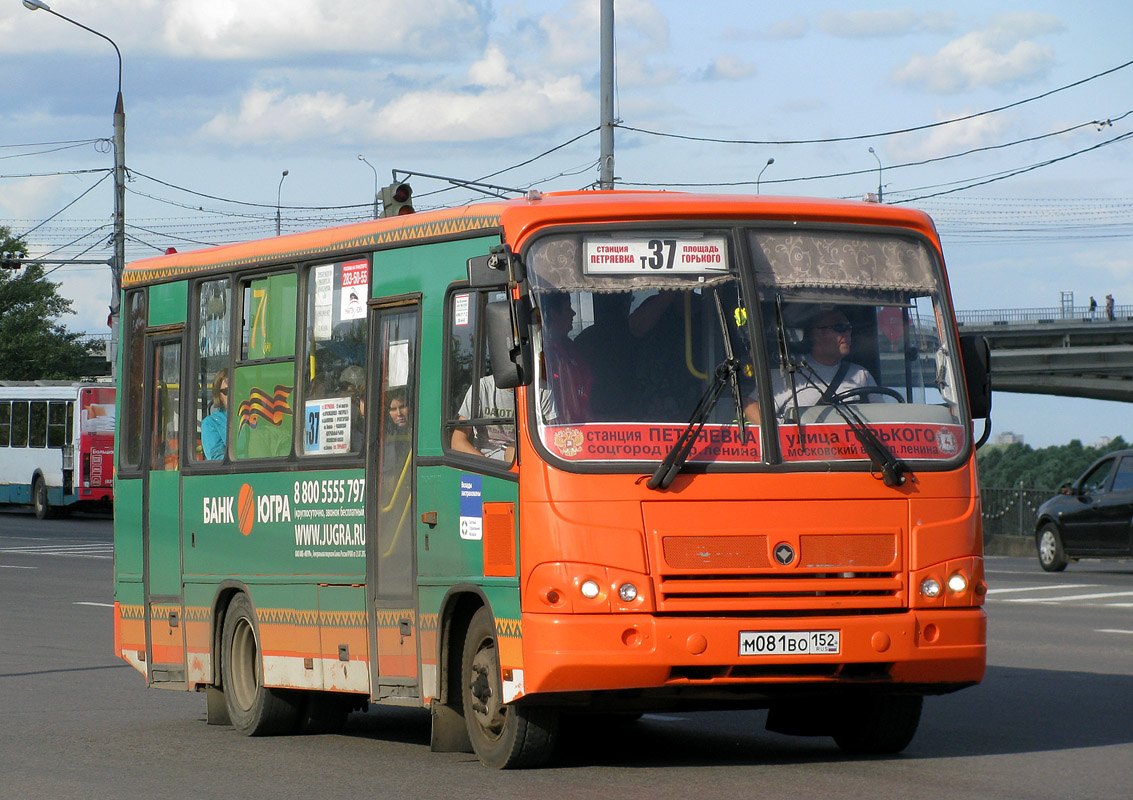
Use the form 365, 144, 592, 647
143, 332, 187, 685
366, 301, 421, 702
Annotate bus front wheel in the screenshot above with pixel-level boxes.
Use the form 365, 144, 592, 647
220, 593, 301, 735
461, 607, 558, 768
33, 477, 56, 520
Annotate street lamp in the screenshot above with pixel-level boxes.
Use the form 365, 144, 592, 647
868, 146, 883, 203
757, 157, 775, 194
276, 170, 289, 236
357, 155, 380, 219
23, 0, 125, 373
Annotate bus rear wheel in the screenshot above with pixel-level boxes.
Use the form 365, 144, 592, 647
461, 607, 558, 768
832, 693, 922, 755
33, 477, 56, 520
220, 593, 301, 735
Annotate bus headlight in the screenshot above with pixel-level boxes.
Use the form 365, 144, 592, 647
920, 578, 942, 598
580, 579, 601, 599
618, 582, 638, 602
947, 572, 968, 594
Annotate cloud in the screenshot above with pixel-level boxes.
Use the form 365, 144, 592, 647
537, 0, 670, 73
817, 10, 956, 38
888, 109, 1011, 161
163, 0, 489, 60
892, 13, 1063, 93
202, 87, 376, 143
201, 48, 591, 145
698, 55, 757, 82
722, 15, 808, 42
0, 175, 71, 222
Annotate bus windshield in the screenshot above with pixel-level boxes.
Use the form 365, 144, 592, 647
527, 226, 967, 468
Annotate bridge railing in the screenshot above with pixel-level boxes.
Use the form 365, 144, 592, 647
981, 486, 1055, 537
957, 305, 1133, 326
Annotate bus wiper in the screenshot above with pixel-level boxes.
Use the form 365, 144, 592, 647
647, 291, 743, 491
773, 295, 804, 442
794, 362, 909, 487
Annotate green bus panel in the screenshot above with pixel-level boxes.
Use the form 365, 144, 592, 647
114, 478, 144, 579
148, 281, 188, 327
147, 470, 183, 597
415, 465, 519, 582
181, 469, 365, 581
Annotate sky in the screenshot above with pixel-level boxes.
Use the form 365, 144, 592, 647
1, 0, 1131, 448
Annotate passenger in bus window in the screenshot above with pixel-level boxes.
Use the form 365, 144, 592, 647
382, 387, 412, 480
743, 307, 881, 421
201, 368, 229, 460
539, 292, 592, 423
451, 375, 518, 462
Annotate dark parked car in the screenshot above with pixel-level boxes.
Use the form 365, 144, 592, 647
1034, 449, 1133, 571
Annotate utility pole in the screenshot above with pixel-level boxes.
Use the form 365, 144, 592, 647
598, 0, 614, 190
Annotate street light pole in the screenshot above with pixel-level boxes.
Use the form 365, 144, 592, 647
757, 157, 774, 194
358, 155, 379, 219
23, 0, 125, 373
276, 170, 289, 236
868, 146, 883, 203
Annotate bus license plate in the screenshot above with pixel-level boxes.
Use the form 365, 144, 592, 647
739, 630, 840, 656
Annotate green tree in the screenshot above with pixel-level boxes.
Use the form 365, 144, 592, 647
0, 226, 99, 380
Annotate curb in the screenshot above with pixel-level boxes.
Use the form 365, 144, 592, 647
983, 533, 1036, 557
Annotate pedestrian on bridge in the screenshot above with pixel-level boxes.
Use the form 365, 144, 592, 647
1089, 296, 1097, 320
1106, 294, 1115, 321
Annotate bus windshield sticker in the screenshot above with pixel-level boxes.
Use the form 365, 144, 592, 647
388, 339, 410, 387
303, 396, 352, 454
313, 264, 334, 339
340, 259, 368, 321
584, 237, 728, 275
454, 293, 471, 326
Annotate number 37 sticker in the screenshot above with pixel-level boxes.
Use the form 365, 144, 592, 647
584, 236, 729, 275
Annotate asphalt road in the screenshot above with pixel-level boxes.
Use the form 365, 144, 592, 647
1, 508, 1130, 799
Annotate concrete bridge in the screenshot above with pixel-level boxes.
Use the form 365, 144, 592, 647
958, 303, 1133, 402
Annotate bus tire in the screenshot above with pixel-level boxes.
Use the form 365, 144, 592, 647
832, 693, 922, 755
461, 606, 558, 768
220, 593, 301, 736
33, 477, 56, 520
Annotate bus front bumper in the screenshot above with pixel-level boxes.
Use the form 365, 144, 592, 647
517, 608, 986, 699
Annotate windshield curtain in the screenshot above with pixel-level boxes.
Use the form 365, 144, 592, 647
524, 227, 967, 469
748, 229, 967, 464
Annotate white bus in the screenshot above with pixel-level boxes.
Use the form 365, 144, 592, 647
0, 381, 115, 518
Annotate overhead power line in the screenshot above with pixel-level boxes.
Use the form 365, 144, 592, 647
615, 57, 1133, 147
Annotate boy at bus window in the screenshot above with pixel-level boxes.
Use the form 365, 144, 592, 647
201, 368, 228, 460
450, 376, 554, 461
743, 307, 880, 421
539, 292, 593, 424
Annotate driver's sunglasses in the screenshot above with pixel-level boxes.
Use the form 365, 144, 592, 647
815, 323, 853, 334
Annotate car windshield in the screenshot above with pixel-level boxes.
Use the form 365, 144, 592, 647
525, 227, 968, 469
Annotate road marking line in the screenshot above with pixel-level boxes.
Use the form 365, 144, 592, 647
1007, 591, 1133, 603
1096, 629, 1133, 635
0, 564, 37, 569
986, 584, 1089, 594
74, 602, 114, 608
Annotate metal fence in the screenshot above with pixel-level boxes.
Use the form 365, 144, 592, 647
981, 486, 1054, 537
956, 305, 1133, 326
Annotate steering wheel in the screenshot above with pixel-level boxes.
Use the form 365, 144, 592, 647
830, 386, 905, 403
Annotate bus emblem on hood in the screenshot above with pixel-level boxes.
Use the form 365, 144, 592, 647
774, 543, 795, 565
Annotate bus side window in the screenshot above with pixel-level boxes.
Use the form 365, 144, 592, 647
121, 290, 148, 470
0, 401, 10, 447
47, 402, 67, 448
444, 289, 517, 464
234, 272, 296, 460
196, 278, 231, 461
300, 260, 368, 457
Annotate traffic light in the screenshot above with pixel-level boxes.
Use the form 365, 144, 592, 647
1, 252, 23, 270
380, 182, 414, 217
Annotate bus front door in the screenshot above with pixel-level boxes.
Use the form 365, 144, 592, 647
366, 302, 421, 702
143, 334, 187, 686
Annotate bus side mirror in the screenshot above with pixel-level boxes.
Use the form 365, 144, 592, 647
959, 334, 991, 419
485, 299, 532, 389
468, 248, 525, 288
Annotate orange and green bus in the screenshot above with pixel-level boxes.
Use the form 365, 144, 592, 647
113, 191, 991, 768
